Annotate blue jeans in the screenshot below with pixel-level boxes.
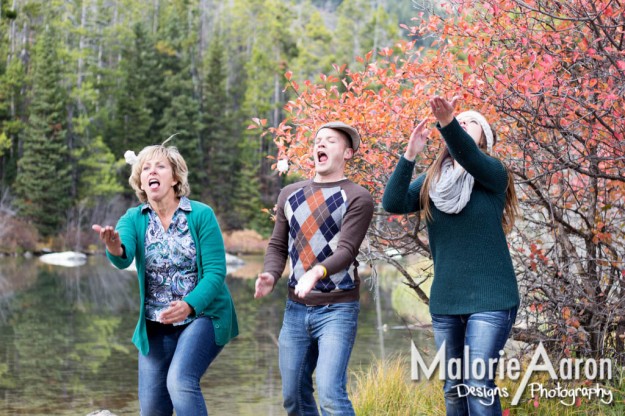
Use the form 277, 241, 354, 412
431, 307, 517, 416
279, 299, 360, 416
138, 317, 223, 416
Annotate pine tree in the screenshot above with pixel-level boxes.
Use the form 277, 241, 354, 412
134, 23, 167, 142
156, 3, 201, 196
334, 0, 373, 65
0, 44, 27, 189
291, 7, 336, 81
240, 0, 299, 206
14, 26, 71, 237
200, 35, 229, 203
230, 136, 273, 234
159, 88, 201, 196
200, 34, 261, 230
108, 23, 153, 158
73, 135, 123, 203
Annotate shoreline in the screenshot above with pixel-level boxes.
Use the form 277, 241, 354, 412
0, 229, 270, 258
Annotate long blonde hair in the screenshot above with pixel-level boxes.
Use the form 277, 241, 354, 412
419, 128, 519, 234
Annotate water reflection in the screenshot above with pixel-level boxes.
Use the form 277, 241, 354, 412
0, 255, 432, 415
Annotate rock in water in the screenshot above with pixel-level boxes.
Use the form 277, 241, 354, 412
39, 251, 87, 267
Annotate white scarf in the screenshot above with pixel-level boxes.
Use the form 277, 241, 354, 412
429, 157, 474, 214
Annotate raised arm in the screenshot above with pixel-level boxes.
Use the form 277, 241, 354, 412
437, 120, 508, 193
430, 96, 508, 193
93, 207, 137, 270
382, 159, 426, 214
382, 118, 430, 214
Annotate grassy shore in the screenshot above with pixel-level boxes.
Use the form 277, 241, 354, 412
350, 356, 625, 415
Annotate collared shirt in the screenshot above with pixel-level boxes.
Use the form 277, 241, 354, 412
142, 196, 198, 325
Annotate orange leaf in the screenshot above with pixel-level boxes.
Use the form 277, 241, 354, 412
562, 307, 571, 320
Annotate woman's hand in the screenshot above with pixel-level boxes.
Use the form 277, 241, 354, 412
430, 96, 461, 127
404, 118, 431, 161
158, 301, 192, 325
91, 224, 123, 257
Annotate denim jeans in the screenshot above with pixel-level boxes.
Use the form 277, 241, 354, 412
431, 307, 517, 416
278, 299, 360, 416
138, 317, 223, 416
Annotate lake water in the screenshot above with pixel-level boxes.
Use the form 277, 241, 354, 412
0, 254, 433, 415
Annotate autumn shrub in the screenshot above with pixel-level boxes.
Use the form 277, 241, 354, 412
258, 0, 625, 362
222, 229, 268, 255
0, 213, 39, 253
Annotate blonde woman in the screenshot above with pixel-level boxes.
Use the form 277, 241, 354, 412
92, 143, 238, 416
382, 96, 519, 416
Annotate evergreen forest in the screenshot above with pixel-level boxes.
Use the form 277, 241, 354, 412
0, 0, 417, 247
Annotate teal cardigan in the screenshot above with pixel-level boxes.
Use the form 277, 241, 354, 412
107, 200, 239, 355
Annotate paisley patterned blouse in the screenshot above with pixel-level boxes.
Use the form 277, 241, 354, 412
143, 196, 198, 325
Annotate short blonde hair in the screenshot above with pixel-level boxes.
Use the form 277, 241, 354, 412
128, 145, 190, 203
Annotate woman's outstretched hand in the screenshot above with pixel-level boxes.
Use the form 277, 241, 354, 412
430, 96, 461, 127
404, 118, 431, 162
91, 224, 124, 257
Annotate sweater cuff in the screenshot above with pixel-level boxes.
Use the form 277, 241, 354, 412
270, 272, 281, 289
400, 154, 417, 167
436, 118, 464, 143
185, 300, 197, 317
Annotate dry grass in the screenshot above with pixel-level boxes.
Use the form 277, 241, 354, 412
350, 356, 625, 416
350, 356, 446, 416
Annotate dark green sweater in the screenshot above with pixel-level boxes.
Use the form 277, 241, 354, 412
382, 118, 519, 315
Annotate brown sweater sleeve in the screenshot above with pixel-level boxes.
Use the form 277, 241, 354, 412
318, 182, 374, 275
262, 182, 297, 284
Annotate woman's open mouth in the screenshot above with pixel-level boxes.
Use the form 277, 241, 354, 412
148, 178, 160, 190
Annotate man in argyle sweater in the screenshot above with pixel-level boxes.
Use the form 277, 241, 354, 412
255, 121, 374, 416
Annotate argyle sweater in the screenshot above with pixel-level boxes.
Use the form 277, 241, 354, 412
264, 178, 374, 305
382, 118, 520, 315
